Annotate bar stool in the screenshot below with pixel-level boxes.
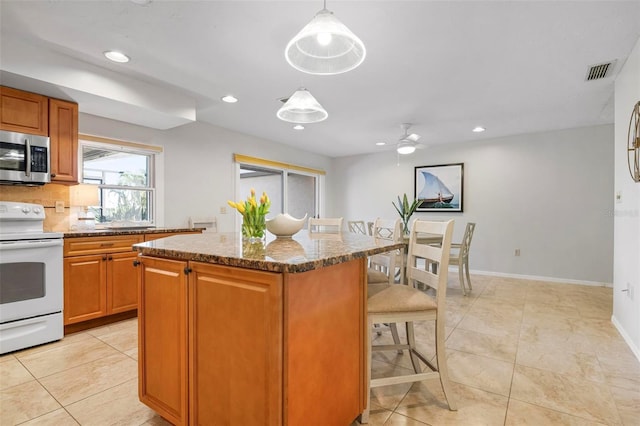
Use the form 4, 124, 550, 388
361, 219, 456, 423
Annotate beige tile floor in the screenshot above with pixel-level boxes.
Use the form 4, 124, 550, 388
1, 275, 639, 425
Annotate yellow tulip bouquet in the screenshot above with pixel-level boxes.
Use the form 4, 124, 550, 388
228, 189, 271, 241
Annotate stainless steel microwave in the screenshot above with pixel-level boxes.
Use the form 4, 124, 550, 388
0, 130, 50, 185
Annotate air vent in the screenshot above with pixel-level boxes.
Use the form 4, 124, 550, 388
585, 60, 617, 81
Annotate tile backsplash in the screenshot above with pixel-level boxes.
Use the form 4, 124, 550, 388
0, 184, 72, 231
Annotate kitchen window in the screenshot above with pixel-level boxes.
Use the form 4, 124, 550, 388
79, 137, 160, 226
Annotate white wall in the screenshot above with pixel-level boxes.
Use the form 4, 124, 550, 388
330, 125, 614, 284
612, 37, 640, 359
79, 115, 333, 232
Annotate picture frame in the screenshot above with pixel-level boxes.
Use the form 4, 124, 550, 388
414, 163, 464, 212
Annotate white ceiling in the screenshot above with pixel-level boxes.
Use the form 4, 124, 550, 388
1, 1, 639, 158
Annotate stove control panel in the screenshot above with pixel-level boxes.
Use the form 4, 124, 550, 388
0, 202, 48, 236
0, 202, 45, 218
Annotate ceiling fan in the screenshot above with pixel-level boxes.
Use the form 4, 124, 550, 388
395, 123, 422, 154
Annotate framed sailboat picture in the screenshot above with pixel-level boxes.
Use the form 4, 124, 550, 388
414, 163, 464, 212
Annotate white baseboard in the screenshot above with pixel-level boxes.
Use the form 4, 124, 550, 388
611, 315, 640, 363
465, 268, 613, 288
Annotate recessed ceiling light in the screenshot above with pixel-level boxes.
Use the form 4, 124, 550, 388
293, 125, 305, 130
104, 51, 130, 63
375, 142, 386, 146
221, 95, 238, 103
472, 126, 486, 133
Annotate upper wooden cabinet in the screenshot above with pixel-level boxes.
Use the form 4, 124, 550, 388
49, 98, 78, 183
0, 86, 48, 136
0, 86, 78, 184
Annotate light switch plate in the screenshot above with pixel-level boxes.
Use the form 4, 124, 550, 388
55, 200, 65, 213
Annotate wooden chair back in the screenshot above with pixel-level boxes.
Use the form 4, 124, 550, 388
308, 217, 343, 233
459, 222, 476, 260
348, 220, 367, 235
406, 219, 454, 303
369, 218, 402, 285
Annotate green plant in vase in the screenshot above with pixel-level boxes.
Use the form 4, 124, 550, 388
392, 193, 420, 235
228, 188, 271, 242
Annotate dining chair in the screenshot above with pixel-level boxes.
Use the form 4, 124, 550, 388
308, 217, 343, 233
348, 220, 367, 235
450, 222, 476, 295
367, 218, 403, 348
367, 218, 402, 286
361, 219, 456, 423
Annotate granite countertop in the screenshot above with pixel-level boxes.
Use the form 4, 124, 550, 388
133, 232, 405, 273
63, 227, 202, 238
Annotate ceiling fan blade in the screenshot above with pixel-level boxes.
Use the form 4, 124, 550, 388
406, 133, 421, 142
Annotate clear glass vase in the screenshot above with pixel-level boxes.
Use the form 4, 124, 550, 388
242, 214, 266, 242
402, 218, 411, 235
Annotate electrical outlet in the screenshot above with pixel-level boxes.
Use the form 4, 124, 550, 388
515, 248, 521, 256
220, 206, 227, 214
55, 200, 65, 213
615, 190, 622, 203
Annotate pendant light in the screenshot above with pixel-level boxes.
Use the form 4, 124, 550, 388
277, 88, 328, 124
285, 0, 366, 75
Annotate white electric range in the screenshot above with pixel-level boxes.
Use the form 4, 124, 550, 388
0, 201, 64, 354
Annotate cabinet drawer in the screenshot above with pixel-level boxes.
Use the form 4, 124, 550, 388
64, 235, 143, 257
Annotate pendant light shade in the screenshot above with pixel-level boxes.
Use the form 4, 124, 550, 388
285, 6, 366, 75
277, 88, 328, 124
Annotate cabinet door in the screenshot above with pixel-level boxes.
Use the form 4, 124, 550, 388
189, 262, 283, 425
64, 254, 107, 325
0, 86, 48, 135
107, 251, 139, 314
49, 98, 78, 183
138, 256, 188, 426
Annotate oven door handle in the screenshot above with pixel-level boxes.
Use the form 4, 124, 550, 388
0, 240, 63, 251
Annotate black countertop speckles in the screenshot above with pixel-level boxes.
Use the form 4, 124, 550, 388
133, 232, 405, 273
63, 228, 202, 238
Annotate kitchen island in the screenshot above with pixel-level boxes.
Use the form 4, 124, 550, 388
133, 232, 404, 426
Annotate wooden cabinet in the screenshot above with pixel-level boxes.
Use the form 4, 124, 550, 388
0, 86, 78, 184
63, 235, 143, 325
138, 256, 365, 425
64, 254, 107, 324
138, 256, 189, 426
108, 251, 140, 314
49, 98, 78, 183
189, 262, 283, 425
138, 258, 283, 426
0, 86, 48, 136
